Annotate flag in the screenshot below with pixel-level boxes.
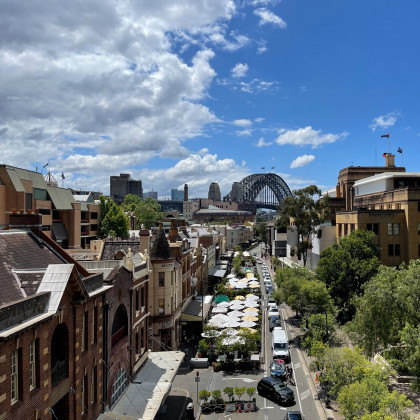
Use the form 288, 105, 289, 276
43, 162, 49, 168
383, 153, 389, 157
397, 147, 403, 154
61, 172, 65, 179
381, 133, 390, 138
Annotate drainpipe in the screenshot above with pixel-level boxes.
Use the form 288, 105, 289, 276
129, 288, 134, 378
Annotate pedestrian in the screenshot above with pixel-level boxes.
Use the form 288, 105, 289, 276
288, 365, 295, 385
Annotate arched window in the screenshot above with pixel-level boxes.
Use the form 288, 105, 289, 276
111, 304, 128, 347
51, 323, 69, 387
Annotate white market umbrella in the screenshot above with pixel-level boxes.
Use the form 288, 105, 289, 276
249, 283, 260, 289
228, 310, 245, 318
246, 294, 259, 300
235, 283, 248, 289
229, 303, 245, 310
222, 336, 245, 346
222, 319, 243, 329
240, 320, 257, 328
212, 306, 228, 314
247, 276, 258, 281
208, 319, 225, 328
222, 328, 239, 336
201, 330, 221, 338
216, 301, 231, 308
211, 314, 229, 322
244, 301, 259, 308
227, 273, 236, 278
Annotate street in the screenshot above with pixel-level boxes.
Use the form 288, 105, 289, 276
159, 244, 328, 420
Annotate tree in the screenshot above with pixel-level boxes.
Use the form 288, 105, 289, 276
133, 197, 162, 229
99, 195, 130, 238
277, 185, 330, 266
316, 229, 380, 322
255, 221, 267, 244
121, 194, 142, 212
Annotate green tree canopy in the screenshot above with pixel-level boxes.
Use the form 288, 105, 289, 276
133, 197, 162, 229
99, 196, 130, 239
255, 221, 267, 244
277, 185, 330, 266
316, 229, 380, 322
273, 266, 333, 316
121, 194, 142, 212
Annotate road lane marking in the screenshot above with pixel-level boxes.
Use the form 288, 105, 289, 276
221, 378, 257, 382
294, 362, 301, 369
300, 389, 311, 401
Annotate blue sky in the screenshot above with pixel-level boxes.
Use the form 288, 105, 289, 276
1, 0, 419, 199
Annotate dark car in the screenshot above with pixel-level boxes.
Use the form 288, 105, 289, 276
269, 317, 282, 331
270, 360, 286, 379
284, 411, 305, 420
257, 377, 294, 405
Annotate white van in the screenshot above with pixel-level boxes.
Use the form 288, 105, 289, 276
272, 327, 290, 362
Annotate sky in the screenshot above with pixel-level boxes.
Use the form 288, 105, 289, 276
1, 0, 420, 199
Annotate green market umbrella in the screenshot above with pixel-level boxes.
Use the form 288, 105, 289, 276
215, 295, 229, 303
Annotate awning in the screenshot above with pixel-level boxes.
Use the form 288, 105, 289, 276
181, 300, 211, 322
209, 266, 227, 278
51, 222, 69, 242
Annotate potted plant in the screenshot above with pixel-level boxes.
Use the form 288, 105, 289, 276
212, 361, 221, 372
246, 387, 256, 402
234, 386, 246, 401
212, 390, 224, 413
197, 339, 209, 358
199, 389, 212, 414
223, 386, 235, 402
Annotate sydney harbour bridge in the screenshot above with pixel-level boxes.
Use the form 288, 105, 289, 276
223, 172, 293, 211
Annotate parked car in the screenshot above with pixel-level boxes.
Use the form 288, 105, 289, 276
269, 317, 282, 331
257, 377, 294, 405
270, 360, 287, 379
284, 411, 305, 420
268, 308, 280, 320
267, 298, 277, 311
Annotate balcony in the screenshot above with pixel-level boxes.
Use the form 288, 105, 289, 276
51, 359, 68, 387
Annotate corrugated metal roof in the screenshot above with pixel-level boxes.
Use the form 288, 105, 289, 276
47, 185, 75, 210
37, 264, 73, 313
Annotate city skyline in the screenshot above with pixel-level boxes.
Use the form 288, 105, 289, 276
1, 1, 419, 198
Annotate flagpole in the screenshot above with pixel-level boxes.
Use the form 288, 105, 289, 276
389, 134, 391, 155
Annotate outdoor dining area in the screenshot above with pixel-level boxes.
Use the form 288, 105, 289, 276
195, 274, 262, 372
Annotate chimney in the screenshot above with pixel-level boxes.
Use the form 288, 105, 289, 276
385, 153, 395, 167
184, 184, 188, 201
168, 219, 181, 243
139, 224, 150, 256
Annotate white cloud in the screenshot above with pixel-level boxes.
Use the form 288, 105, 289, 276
236, 129, 252, 136
369, 111, 399, 132
231, 63, 249, 78
256, 39, 268, 54
254, 117, 265, 123
300, 86, 307, 92
275, 126, 348, 148
233, 119, 253, 127
255, 137, 273, 147
290, 154, 315, 168
254, 8, 287, 28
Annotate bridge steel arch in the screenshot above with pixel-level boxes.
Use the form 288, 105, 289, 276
224, 173, 293, 209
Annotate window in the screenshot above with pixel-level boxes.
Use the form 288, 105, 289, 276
367, 223, 379, 235
395, 244, 400, 256
135, 289, 139, 311
141, 327, 145, 349
91, 367, 96, 404
82, 311, 88, 350
141, 287, 145, 307
25, 193, 33, 211
29, 340, 36, 389
11, 350, 19, 402
418, 223, 420, 235
388, 244, 394, 256
92, 307, 97, 344
388, 223, 400, 235
418, 244, 420, 257
82, 374, 88, 413
90, 212, 98, 220
159, 272, 164, 287
418, 202, 420, 211
158, 299, 164, 315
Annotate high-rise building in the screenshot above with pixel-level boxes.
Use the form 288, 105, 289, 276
208, 182, 221, 201
144, 191, 158, 200
171, 188, 184, 201
110, 173, 143, 204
